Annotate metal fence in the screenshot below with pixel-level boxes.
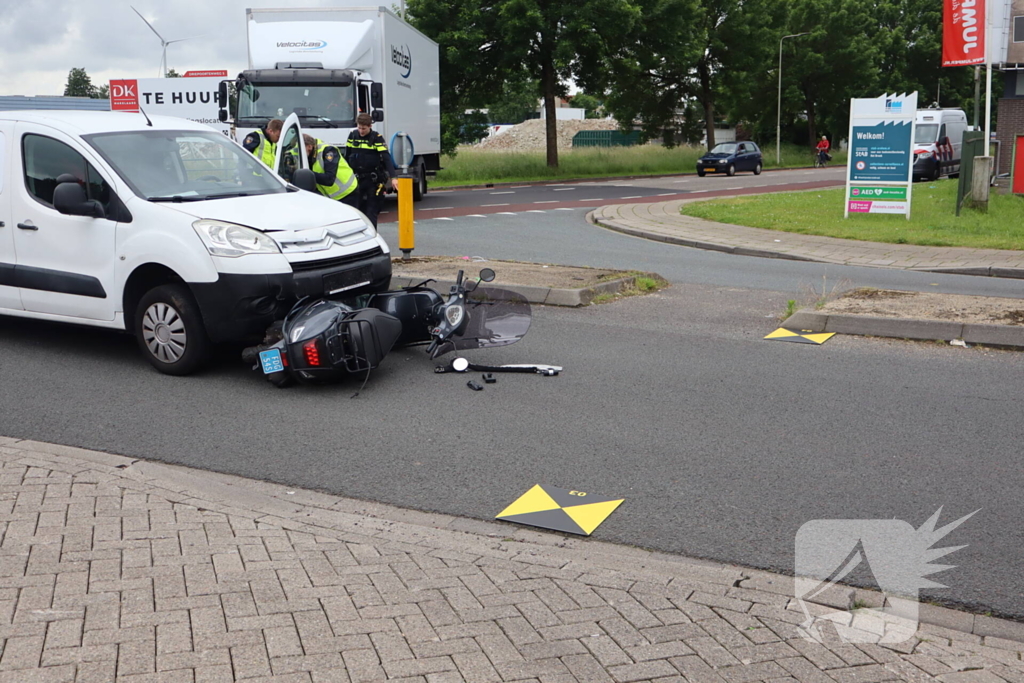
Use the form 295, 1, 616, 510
572, 130, 641, 148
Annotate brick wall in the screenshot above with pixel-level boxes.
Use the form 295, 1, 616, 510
996, 99, 1024, 176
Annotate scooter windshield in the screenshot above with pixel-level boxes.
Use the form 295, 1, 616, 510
436, 287, 532, 356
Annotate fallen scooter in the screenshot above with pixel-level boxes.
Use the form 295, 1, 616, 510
242, 267, 537, 387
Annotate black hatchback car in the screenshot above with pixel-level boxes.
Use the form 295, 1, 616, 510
697, 141, 763, 176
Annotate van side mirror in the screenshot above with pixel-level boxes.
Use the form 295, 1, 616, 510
291, 168, 318, 193
218, 81, 228, 108
370, 83, 384, 109
53, 181, 106, 219
371, 110, 384, 123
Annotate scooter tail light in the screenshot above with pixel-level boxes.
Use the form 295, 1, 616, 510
303, 340, 321, 366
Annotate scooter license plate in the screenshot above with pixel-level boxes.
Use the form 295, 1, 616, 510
259, 349, 285, 374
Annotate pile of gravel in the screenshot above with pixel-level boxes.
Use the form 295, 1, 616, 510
473, 118, 620, 152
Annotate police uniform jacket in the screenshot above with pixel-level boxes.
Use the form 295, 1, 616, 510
345, 130, 397, 178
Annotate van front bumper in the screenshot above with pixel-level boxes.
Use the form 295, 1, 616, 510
190, 250, 392, 343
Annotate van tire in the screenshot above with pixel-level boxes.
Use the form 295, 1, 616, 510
135, 284, 211, 376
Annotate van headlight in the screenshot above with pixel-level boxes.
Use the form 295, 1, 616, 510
192, 220, 281, 257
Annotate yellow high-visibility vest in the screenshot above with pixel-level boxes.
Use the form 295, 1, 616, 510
311, 141, 357, 200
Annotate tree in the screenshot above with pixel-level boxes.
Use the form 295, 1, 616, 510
570, 93, 605, 119
166, 69, 182, 78
64, 68, 96, 98
487, 78, 540, 124
496, 0, 640, 166
94, 84, 109, 100
460, 110, 490, 144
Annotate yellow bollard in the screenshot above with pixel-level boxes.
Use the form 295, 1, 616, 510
397, 176, 414, 260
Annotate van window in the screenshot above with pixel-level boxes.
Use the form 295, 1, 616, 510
914, 124, 939, 144
22, 134, 112, 211
938, 124, 947, 142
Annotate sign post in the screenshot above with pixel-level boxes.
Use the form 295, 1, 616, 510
844, 93, 917, 220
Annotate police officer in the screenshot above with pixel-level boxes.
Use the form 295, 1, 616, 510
345, 112, 396, 227
242, 119, 284, 167
303, 134, 358, 208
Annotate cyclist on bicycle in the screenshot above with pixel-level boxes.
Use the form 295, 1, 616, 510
815, 135, 831, 166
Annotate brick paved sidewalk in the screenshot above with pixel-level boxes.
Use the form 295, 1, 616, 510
0, 437, 1021, 683
590, 202, 1024, 278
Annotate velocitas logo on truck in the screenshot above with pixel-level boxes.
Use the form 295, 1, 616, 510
276, 40, 329, 52
391, 44, 412, 78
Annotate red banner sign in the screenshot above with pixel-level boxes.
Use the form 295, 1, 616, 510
109, 80, 140, 111
183, 70, 228, 78
943, 0, 986, 66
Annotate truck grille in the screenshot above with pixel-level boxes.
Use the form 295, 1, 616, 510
289, 247, 384, 273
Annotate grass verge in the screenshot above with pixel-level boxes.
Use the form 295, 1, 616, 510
434, 144, 846, 187
591, 271, 670, 305
681, 179, 1024, 250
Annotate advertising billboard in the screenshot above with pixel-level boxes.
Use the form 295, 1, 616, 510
845, 93, 918, 218
107, 77, 228, 136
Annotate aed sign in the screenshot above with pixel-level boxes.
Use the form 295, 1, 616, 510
107, 77, 228, 136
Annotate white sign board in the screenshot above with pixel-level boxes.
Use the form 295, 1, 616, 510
844, 92, 917, 219
108, 77, 228, 136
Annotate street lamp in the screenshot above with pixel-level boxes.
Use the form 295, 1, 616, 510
777, 32, 810, 166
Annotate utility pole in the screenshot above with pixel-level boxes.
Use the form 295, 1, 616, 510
777, 32, 810, 166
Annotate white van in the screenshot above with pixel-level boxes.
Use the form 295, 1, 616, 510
0, 110, 391, 375
913, 109, 969, 181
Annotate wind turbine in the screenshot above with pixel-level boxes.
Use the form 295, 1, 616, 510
131, 6, 200, 77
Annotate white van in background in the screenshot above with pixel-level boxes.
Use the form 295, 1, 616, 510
913, 109, 969, 181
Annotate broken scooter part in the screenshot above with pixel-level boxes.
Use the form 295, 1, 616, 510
436, 357, 563, 377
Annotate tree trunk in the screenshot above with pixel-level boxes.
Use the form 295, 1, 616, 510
698, 60, 715, 149
541, 54, 559, 168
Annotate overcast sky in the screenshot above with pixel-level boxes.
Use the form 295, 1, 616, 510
0, 0, 393, 97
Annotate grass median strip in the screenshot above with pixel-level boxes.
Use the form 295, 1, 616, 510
680, 180, 1024, 250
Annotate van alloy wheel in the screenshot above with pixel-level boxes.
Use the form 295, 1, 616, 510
142, 302, 187, 363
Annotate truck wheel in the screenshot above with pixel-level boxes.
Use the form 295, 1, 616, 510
135, 284, 211, 376
412, 161, 427, 202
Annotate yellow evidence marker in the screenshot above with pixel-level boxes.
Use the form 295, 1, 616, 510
496, 485, 624, 536
764, 328, 836, 345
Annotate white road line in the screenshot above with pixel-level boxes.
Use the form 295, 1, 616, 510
554, 208, 575, 211
482, 203, 510, 207
579, 198, 605, 202
553, 188, 576, 191
534, 200, 558, 204
672, 179, 691, 183
496, 212, 517, 215
434, 217, 454, 221
657, 192, 676, 196
511, 186, 530, 189
467, 214, 487, 218
526, 210, 546, 213
422, 206, 455, 211
691, 190, 708, 193
621, 195, 642, 199
489, 191, 515, 195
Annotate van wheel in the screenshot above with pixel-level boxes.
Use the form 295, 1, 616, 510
135, 284, 211, 376
412, 160, 427, 202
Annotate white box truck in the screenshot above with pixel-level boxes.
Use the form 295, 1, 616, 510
219, 7, 440, 200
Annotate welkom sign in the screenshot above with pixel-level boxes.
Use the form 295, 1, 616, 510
845, 92, 918, 219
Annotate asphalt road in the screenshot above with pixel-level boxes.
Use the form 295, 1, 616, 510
378, 166, 847, 221
2, 191, 1023, 621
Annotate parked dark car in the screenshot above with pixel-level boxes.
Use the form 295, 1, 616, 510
697, 141, 763, 177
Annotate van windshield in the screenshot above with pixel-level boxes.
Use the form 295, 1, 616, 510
84, 130, 288, 201
914, 124, 939, 144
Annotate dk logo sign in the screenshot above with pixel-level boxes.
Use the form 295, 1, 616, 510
110, 80, 139, 111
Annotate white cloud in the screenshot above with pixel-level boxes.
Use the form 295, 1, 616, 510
0, 0, 373, 96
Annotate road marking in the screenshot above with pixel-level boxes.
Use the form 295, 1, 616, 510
579, 198, 605, 201
534, 200, 558, 204
672, 179, 691, 183
422, 206, 455, 211
621, 195, 642, 199
496, 212, 517, 215
482, 203, 510, 207
526, 210, 546, 213
553, 188, 576, 191
434, 217, 454, 221
468, 214, 487, 218
657, 193, 676, 196
490, 191, 515, 195
511, 186, 530, 189
691, 190, 708, 193
554, 207, 575, 211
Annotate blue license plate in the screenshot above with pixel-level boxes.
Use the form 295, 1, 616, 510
259, 349, 284, 374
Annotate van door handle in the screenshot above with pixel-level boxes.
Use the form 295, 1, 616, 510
17, 222, 38, 231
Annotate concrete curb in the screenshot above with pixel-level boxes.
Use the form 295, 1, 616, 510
390, 273, 661, 307
784, 308, 1024, 347
589, 211, 1024, 280
7, 436, 1023, 643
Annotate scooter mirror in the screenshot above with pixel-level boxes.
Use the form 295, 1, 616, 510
479, 268, 496, 282
452, 357, 470, 372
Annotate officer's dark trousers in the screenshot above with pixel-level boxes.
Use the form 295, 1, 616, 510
354, 181, 383, 227
340, 192, 359, 209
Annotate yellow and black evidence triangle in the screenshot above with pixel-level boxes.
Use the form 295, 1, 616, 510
765, 328, 835, 345
496, 485, 624, 536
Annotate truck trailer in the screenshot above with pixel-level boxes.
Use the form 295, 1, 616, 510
220, 6, 440, 200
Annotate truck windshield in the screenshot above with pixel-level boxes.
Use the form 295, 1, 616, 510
914, 124, 939, 144
238, 84, 357, 126
84, 130, 288, 201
